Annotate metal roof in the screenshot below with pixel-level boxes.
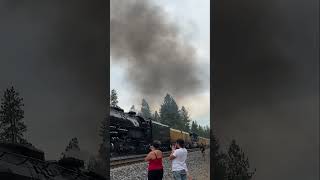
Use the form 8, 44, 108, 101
151, 120, 169, 127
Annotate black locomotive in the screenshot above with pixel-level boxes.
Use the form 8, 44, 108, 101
110, 107, 202, 156
110, 106, 152, 155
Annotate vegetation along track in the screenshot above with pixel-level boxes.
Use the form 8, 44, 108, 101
110, 148, 200, 168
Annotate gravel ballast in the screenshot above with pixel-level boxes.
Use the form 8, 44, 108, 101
110, 149, 210, 180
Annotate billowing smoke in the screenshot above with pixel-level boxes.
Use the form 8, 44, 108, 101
213, 0, 319, 180
111, 0, 202, 100
0, 1, 107, 159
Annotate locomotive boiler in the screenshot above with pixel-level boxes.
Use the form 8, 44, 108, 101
110, 107, 152, 155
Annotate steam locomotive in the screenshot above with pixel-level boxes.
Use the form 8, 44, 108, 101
110, 106, 209, 156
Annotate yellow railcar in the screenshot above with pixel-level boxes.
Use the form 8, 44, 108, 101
183, 131, 191, 145
169, 128, 193, 148
170, 128, 184, 143
198, 136, 210, 147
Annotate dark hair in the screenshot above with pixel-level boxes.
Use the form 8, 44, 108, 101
176, 139, 185, 148
151, 140, 161, 149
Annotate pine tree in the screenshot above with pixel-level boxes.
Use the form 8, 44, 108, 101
198, 125, 204, 137
159, 94, 181, 128
191, 121, 198, 134
87, 156, 98, 172
99, 117, 108, 142
160, 94, 171, 125
180, 106, 191, 131
99, 117, 108, 162
212, 133, 228, 180
87, 144, 108, 177
93, 114, 108, 177
96, 142, 108, 176
0, 86, 26, 144
62, 137, 80, 158
140, 99, 152, 118
87, 94, 109, 177
153, 111, 160, 122
110, 89, 118, 107
226, 140, 255, 180
204, 125, 210, 138
130, 105, 136, 112
66, 137, 80, 151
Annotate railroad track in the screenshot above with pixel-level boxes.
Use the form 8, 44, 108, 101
110, 148, 200, 168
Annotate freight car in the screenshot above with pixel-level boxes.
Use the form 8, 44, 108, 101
0, 143, 106, 180
198, 136, 210, 147
170, 128, 192, 148
169, 128, 209, 148
110, 106, 209, 156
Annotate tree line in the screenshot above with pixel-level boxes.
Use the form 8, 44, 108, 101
110, 89, 210, 138
0, 86, 255, 179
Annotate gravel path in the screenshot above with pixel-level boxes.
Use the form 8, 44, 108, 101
110, 150, 210, 180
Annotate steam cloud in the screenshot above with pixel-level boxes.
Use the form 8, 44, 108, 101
111, 0, 202, 99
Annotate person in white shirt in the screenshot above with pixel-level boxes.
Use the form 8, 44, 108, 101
169, 139, 188, 180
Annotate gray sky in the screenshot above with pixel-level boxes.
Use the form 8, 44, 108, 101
110, 0, 210, 127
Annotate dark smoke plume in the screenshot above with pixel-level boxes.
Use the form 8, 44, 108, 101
213, 0, 319, 180
0, 1, 107, 160
111, 0, 202, 99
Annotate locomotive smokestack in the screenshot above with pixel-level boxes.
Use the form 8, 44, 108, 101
111, 0, 203, 101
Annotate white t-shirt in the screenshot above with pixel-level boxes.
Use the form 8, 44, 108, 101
172, 148, 188, 172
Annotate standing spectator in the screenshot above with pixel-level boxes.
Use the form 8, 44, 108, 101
169, 139, 189, 180
145, 141, 164, 180
200, 144, 205, 159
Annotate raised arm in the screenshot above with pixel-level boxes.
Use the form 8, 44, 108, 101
169, 153, 176, 160
144, 152, 154, 161
169, 146, 177, 160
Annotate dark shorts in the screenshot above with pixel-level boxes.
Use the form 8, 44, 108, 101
148, 169, 163, 180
